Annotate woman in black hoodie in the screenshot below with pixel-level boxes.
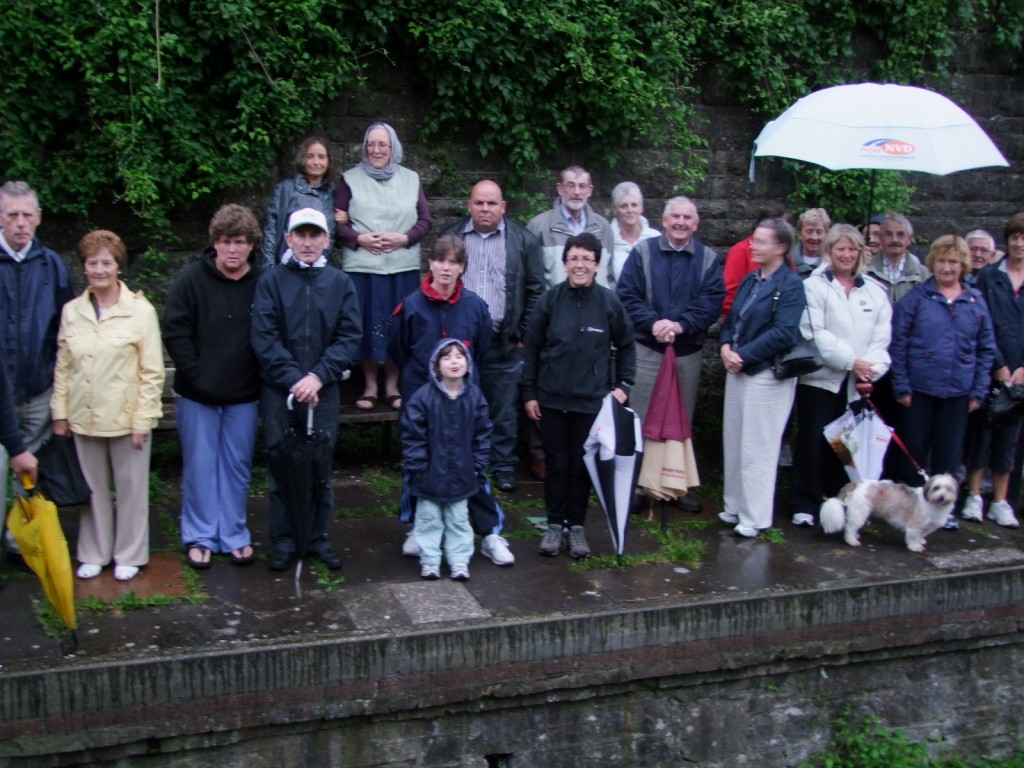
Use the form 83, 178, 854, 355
163, 205, 263, 569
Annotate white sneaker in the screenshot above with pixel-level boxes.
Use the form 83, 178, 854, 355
734, 525, 759, 538
450, 563, 470, 581
420, 564, 440, 580
114, 565, 139, 581
481, 534, 515, 566
791, 512, 815, 527
402, 529, 421, 557
718, 511, 739, 525
986, 499, 1020, 528
961, 494, 984, 522
76, 563, 102, 579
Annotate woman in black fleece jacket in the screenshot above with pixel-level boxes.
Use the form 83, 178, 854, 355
522, 233, 635, 559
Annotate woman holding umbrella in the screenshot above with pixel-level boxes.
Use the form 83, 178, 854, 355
522, 232, 635, 559
51, 230, 165, 581
788, 224, 891, 527
719, 218, 805, 537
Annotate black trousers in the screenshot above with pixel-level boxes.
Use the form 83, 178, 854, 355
539, 408, 594, 528
789, 383, 851, 518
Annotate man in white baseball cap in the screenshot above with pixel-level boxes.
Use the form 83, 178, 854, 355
251, 207, 363, 571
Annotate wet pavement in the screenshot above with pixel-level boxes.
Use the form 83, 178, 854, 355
2, 462, 1024, 674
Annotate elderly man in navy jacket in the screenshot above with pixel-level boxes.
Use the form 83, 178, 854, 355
0, 181, 72, 556
616, 196, 724, 511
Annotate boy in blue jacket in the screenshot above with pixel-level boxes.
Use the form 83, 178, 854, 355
400, 338, 492, 580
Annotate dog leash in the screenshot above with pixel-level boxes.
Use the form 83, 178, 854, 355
862, 394, 930, 482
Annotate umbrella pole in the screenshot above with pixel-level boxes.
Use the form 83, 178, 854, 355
661, 499, 669, 533
865, 169, 877, 224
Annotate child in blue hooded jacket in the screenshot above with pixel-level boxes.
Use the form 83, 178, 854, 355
400, 338, 492, 580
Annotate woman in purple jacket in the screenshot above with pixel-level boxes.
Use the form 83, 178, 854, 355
890, 235, 996, 525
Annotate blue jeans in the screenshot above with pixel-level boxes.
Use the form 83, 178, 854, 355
261, 386, 339, 555
177, 397, 258, 553
476, 346, 523, 472
414, 497, 473, 567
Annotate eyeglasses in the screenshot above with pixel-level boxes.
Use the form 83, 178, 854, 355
367, 142, 391, 150
968, 246, 993, 254
566, 256, 596, 265
558, 182, 592, 192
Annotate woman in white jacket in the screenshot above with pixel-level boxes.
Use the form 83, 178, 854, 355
789, 224, 892, 526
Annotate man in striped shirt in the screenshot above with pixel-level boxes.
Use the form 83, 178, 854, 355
441, 180, 545, 496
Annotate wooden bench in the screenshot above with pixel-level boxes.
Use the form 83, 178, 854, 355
157, 366, 399, 431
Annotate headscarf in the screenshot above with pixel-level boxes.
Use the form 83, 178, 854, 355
357, 122, 404, 181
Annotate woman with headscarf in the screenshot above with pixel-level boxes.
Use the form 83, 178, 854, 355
334, 122, 432, 412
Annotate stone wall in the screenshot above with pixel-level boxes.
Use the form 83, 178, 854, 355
306, 54, 1024, 256
44, 51, 1024, 302
4, 567, 1024, 767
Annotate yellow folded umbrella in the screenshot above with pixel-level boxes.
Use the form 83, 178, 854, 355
6, 475, 76, 631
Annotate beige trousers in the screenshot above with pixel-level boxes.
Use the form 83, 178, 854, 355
73, 433, 151, 567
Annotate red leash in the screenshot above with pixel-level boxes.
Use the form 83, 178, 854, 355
862, 394, 930, 482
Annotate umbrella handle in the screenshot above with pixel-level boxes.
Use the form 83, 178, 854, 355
286, 393, 316, 436
18, 472, 35, 492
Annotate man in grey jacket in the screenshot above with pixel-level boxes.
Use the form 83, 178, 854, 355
864, 212, 929, 304
527, 166, 614, 288
442, 180, 545, 503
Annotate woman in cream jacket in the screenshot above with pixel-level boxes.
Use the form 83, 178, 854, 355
51, 230, 164, 581
788, 224, 891, 526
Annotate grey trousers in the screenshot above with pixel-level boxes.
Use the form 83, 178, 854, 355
628, 345, 702, 425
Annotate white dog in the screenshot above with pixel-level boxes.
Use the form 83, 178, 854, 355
819, 474, 958, 552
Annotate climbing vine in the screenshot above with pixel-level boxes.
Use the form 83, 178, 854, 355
0, 0, 1019, 236
0, 0, 364, 235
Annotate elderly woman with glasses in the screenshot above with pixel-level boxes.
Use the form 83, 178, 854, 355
522, 232, 635, 560
718, 218, 806, 537
334, 122, 432, 412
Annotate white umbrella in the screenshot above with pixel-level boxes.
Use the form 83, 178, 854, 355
823, 405, 892, 482
751, 83, 1009, 179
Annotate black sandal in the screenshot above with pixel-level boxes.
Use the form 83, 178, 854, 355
229, 545, 255, 566
186, 544, 212, 570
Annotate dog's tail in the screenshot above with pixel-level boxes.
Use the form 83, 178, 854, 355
819, 497, 846, 534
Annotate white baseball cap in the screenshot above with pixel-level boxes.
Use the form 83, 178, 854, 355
287, 207, 329, 233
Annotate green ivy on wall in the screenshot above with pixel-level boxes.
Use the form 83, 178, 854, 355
1, 0, 1020, 236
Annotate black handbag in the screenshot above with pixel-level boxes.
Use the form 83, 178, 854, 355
35, 435, 91, 507
769, 291, 823, 380
772, 337, 824, 379
985, 383, 1024, 425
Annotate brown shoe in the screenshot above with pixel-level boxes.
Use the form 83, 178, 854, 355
530, 459, 547, 481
